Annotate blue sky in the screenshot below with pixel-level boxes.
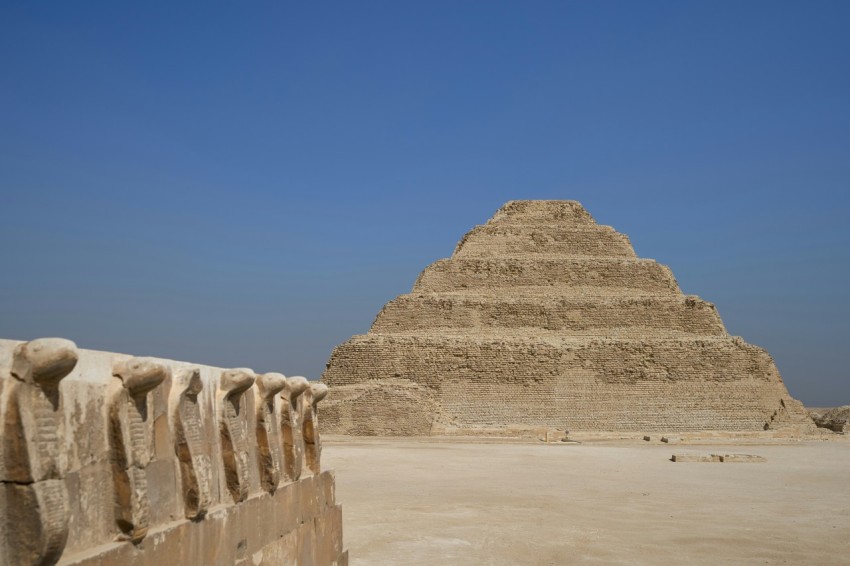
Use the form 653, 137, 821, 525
1, 1, 848, 405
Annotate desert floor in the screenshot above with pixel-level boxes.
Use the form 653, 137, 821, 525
323, 436, 849, 565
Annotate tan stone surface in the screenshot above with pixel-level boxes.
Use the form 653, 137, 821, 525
322, 200, 813, 435
0, 338, 346, 565
372, 294, 726, 336
324, 437, 850, 565
60, 473, 344, 566
453, 224, 636, 258
719, 453, 767, 463
810, 405, 850, 433
671, 453, 721, 462
1, 338, 77, 565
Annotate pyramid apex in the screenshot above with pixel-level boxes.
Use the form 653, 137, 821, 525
489, 200, 595, 226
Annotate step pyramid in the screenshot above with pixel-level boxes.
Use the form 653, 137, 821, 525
320, 201, 812, 435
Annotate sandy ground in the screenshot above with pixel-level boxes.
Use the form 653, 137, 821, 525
322, 437, 850, 565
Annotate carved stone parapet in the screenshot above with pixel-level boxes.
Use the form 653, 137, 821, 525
219, 368, 255, 503
108, 357, 168, 543
255, 372, 286, 493
0, 338, 345, 565
1, 338, 77, 566
303, 383, 328, 475
281, 376, 308, 482
170, 367, 211, 519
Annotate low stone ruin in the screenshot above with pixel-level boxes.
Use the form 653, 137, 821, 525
671, 453, 766, 463
321, 200, 814, 436
809, 406, 850, 433
0, 337, 346, 565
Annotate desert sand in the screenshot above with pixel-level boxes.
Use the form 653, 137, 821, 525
323, 436, 849, 565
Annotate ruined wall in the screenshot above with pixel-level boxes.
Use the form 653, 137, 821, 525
321, 200, 813, 435
0, 338, 347, 566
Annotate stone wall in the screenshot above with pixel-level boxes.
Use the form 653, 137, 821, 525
0, 338, 347, 565
372, 294, 727, 336
321, 200, 814, 436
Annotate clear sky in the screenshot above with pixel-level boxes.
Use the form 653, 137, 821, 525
1, 2, 848, 406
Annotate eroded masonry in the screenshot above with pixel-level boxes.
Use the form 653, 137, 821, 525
321, 200, 813, 435
0, 338, 346, 566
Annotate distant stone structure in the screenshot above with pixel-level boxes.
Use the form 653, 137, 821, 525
321, 200, 813, 436
809, 406, 849, 433
0, 338, 346, 565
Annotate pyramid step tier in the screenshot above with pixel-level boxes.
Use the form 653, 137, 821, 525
453, 224, 636, 258
372, 294, 726, 335
413, 258, 681, 295
322, 334, 811, 433
487, 200, 598, 227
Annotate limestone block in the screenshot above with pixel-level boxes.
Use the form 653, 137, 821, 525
55, 472, 346, 566
539, 429, 567, 443
719, 454, 766, 463
319, 379, 437, 436
671, 454, 722, 463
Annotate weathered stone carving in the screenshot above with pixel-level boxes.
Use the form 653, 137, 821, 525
303, 383, 328, 475
281, 376, 309, 482
108, 356, 168, 543
219, 368, 255, 503
255, 372, 286, 493
0, 339, 346, 565
1, 338, 77, 566
170, 366, 211, 519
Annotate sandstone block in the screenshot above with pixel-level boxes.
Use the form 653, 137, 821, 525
720, 454, 766, 463
671, 454, 721, 463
